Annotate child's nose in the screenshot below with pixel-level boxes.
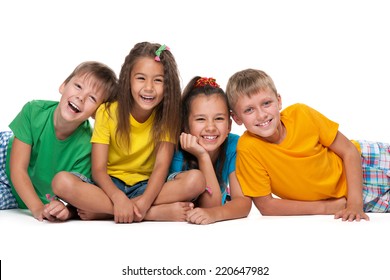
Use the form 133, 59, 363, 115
76, 93, 85, 102
256, 109, 267, 120
144, 80, 154, 91
205, 120, 217, 130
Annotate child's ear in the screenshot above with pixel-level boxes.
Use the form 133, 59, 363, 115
277, 94, 282, 110
228, 118, 232, 131
59, 82, 65, 95
231, 111, 243, 125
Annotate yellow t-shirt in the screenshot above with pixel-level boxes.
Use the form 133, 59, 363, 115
236, 103, 354, 201
91, 102, 173, 186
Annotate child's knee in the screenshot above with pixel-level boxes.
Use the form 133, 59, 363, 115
52, 171, 74, 195
184, 169, 206, 195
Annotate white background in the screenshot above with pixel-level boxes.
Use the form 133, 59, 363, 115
1, 0, 389, 142
1, 1, 390, 279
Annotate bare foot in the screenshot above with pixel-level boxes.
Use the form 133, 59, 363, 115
145, 202, 194, 222
77, 209, 113, 220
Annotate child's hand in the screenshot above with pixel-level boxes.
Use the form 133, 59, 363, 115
133, 197, 150, 222
334, 204, 370, 222
112, 195, 136, 223
186, 207, 216, 225
31, 206, 46, 222
43, 200, 72, 221
180, 132, 207, 158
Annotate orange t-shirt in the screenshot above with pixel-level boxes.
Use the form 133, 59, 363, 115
236, 103, 357, 200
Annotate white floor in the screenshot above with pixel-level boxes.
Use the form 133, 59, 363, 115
1, 207, 389, 280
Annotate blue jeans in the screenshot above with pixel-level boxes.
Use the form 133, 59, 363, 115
110, 176, 148, 199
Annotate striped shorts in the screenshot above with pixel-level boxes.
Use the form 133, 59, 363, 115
0, 131, 18, 210
358, 140, 390, 212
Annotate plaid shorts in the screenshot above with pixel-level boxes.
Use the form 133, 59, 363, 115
0, 131, 18, 210
358, 140, 390, 212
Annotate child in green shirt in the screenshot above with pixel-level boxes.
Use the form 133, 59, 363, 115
0, 61, 117, 221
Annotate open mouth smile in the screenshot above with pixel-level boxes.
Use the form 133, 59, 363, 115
141, 95, 155, 102
68, 101, 81, 113
202, 135, 218, 140
257, 119, 272, 127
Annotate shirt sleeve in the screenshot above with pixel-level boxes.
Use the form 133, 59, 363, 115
301, 104, 339, 147
8, 101, 34, 145
91, 104, 111, 145
236, 137, 272, 197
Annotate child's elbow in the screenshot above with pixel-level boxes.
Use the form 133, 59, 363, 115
253, 196, 275, 216
256, 205, 272, 216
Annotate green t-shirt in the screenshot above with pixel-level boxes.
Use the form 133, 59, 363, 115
5, 100, 93, 209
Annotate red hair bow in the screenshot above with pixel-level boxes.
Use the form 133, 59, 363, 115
194, 77, 220, 88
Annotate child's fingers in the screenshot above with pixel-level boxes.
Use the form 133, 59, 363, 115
335, 209, 370, 222
55, 209, 70, 221
42, 208, 56, 221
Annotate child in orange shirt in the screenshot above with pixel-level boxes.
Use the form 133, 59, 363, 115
227, 68, 389, 221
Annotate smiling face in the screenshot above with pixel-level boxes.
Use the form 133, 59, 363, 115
57, 73, 106, 124
130, 57, 165, 122
188, 94, 231, 158
232, 88, 285, 144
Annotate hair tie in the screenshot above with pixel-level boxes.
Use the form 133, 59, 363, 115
155, 44, 170, 61
194, 77, 220, 88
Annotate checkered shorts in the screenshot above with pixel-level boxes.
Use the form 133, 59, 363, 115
358, 140, 390, 212
0, 131, 18, 209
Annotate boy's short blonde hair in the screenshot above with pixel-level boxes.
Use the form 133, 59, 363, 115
226, 69, 278, 111
63, 61, 118, 103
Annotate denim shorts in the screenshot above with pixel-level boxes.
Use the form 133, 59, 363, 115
70, 172, 94, 184
167, 171, 181, 181
111, 176, 148, 199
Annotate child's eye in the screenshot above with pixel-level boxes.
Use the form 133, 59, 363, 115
244, 108, 253, 114
195, 117, 205, 122
89, 95, 97, 103
215, 117, 225, 121
155, 78, 164, 83
74, 83, 82, 90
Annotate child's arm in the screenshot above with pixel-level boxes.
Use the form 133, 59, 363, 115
328, 131, 370, 221
187, 171, 252, 225
179, 133, 222, 207
250, 131, 369, 221
252, 194, 346, 216
92, 143, 139, 223
133, 141, 175, 221
10, 138, 46, 221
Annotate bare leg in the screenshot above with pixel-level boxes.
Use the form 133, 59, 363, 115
142, 170, 205, 222
52, 171, 114, 220
53, 170, 206, 222
153, 169, 205, 205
